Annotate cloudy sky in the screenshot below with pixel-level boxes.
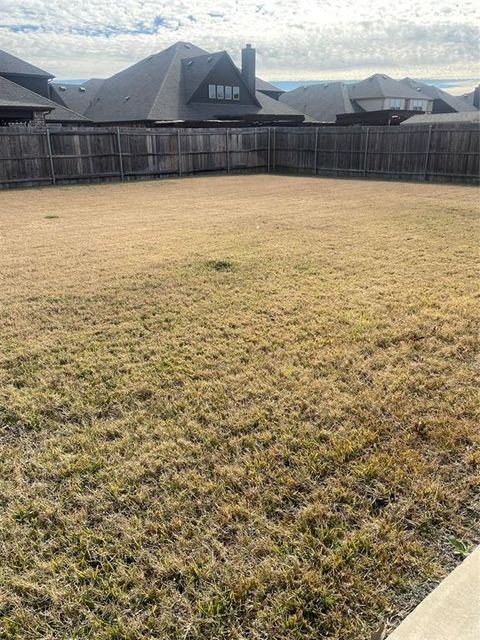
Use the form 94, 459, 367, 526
1, 0, 479, 92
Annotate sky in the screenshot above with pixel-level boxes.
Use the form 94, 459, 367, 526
1, 0, 479, 93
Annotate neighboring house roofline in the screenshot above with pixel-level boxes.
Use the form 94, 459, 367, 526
0, 76, 91, 123
83, 41, 302, 124
0, 48, 54, 78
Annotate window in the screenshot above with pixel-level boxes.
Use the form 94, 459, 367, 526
225, 85, 232, 100
388, 98, 404, 110
208, 84, 216, 99
233, 86, 240, 100
410, 99, 425, 111
217, 85, 224, 99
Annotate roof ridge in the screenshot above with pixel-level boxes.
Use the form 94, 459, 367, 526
146, 45, 185, 121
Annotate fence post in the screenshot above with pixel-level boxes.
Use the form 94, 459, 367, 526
226, 128, 230, 173
116, 128, 124, 181
313, 127, 319, 175
46, 128, 56, 185
177, 130, 182, 176
267, 127, 271, 172
363, 127, 370, 177
423, 125, 432, 180
272, 127, 276, 172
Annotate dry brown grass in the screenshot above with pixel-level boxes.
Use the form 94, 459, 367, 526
0, 175, 479, 639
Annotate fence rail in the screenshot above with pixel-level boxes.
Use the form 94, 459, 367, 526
0, 123, 478, 188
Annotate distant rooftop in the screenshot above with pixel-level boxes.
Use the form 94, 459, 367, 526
0, 48, 54, 78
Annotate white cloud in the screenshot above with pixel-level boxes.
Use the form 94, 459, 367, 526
0, 0, 479, 81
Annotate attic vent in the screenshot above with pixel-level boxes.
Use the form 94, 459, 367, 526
416, 87, 421, 91
59, 85, 66, 91
124, 96, 130, 101
207, 56, 213, 62
184, 44, 191, 49
382, 75, 387, 79
186, 60, 193, 66
79, 87, 86, 92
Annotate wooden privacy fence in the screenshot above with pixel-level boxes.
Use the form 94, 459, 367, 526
273, 124, 480, 182
0, 127, 271, 187
0, 124, 478, 188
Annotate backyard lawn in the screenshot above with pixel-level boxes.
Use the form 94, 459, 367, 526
0, 175, 478, 639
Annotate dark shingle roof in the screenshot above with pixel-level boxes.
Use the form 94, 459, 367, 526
50, 78, 105, 114
84, 42, 206, 122
256, 78, 283, 94
251, 91, 314, 119
0, 48, 54, 78
0, 76, 90, 122
280, 82, 355, 122
461, 90, 475, 106
0, 76, 50, 110
84, 41, 307, 123
350, 73, 430, 100
400, 78, 478, 112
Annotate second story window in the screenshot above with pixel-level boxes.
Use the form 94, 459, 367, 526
217, 85, 224, 99
388, 98, 404, 110
410, 99, 425, 111
225, 86, 232, 100
208, 84, 216, 99
233, 86, 240, 100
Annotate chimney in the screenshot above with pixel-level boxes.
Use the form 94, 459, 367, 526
241, 43, 256, 96
474, 85, 480, 108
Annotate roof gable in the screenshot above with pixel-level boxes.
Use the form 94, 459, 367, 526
182, 52, 225, 101
0, 48, 54, 78
185, 51, 260, 107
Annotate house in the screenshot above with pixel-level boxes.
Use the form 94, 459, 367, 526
280, 73, 478, 124
51, 42, 307, 126
0, 48, 91, 126
399, 78, 479, 114
349, 74, 434, 113
0, 75, 91, 126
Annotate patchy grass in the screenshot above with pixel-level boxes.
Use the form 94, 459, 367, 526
0, 175, 478, 639
205, 259, 235, 272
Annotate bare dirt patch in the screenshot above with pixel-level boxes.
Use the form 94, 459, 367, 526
0, 175, 479, 639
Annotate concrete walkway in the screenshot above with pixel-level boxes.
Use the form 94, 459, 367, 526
387, 546, 479, 640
